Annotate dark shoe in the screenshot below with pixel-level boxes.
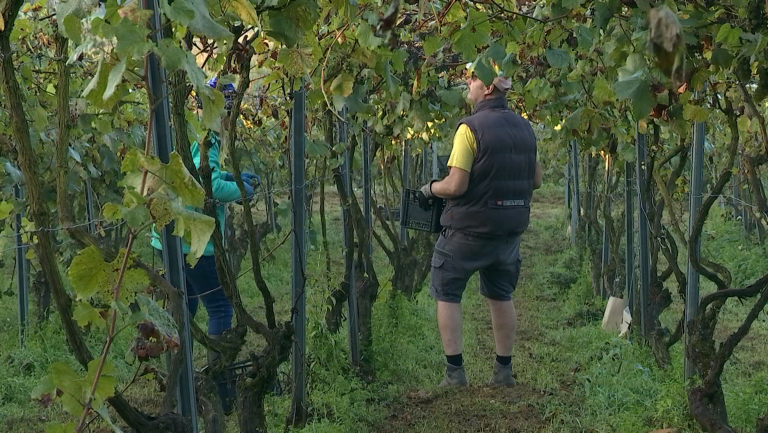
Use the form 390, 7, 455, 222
439, 363, 468, 387
488, 361, 516, 387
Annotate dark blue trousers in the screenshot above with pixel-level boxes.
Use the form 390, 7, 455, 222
184, 255, 233, 336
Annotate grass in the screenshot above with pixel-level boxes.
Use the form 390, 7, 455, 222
0, 184, 766, 432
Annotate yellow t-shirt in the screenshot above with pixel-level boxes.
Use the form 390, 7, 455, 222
446, 124, 477, 172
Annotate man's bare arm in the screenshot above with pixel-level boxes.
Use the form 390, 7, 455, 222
533, 161, 543, 190
431, 167, 470, 198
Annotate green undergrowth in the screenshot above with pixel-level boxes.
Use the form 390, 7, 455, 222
0, 185, 766, 432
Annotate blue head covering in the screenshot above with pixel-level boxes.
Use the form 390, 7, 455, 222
197, 77, 237, 110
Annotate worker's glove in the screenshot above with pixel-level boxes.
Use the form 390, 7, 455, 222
417, 182, 435, 210
242, 182, 255, 201
241, 172, 261, 186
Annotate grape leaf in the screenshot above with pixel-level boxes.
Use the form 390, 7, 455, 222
68, 246, 112, 301
73, 302, 107, 329
614, 73, 653, 120
154, 40, 187, 71
473, 56, 496, 86
231, 0, 259, 25
201, 90, 226, 131
356, 23, 382, 49
122, 150, 206, 207
186, 0, 232, 39
562, 0, 585, 9
683, 104, 710, 122
593, 77, 616, 102
423, 36, 442, 56
81, 56, 124, 109
96, 406, 125, 433
62, 14, 83, 45
545, 48, 571, 68
31, 375, 57, 402
277, 47, 316, 77
331, 73, 354, 98
486, 43, 506, 63
160, 0, 195, 26
84, 359, 117, 408
103, 57, 127, 101
265, 0, 319, 47
49, 363, 84, 416
451, 9, 490, 60
715, 23, 741, 48
0, 201, 13, 220
113, 18, 152, 60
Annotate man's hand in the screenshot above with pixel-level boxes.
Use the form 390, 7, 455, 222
417, 182, 434, 210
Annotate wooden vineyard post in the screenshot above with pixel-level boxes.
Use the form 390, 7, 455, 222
289, 82, 308, 426
685, 120, 705, 381
635, 126, 650, 338
338, 110, 360, 368
144, 0, 198, 428
14, 183, 29, 347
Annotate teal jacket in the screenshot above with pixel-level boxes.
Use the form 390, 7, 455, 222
151, 132, 241, 257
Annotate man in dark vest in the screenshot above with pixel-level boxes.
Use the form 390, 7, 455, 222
418, 70, 542, 387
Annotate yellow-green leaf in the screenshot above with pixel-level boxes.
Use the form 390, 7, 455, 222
68, 246, 111, 301
0, 201, 13, 220
331, 73, 354, 98
73, 302, 107, 329
593, 77, 616, 103
85, 359, 117, 407
231, 0, 259, 25
683, 104, 710, 122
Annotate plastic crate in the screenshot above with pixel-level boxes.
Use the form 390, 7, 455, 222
400, 189, 445, 233
376, 205, 401, 221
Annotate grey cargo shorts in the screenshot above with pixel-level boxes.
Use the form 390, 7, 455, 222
430, 228, 522, 303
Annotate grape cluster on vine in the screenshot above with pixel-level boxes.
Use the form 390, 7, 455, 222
748, 0, 766, 34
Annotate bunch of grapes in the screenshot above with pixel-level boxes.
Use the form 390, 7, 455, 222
735, 56, 752, 82
748, 0, 766, 34
754, 66, 768, 102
